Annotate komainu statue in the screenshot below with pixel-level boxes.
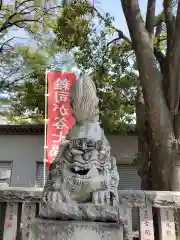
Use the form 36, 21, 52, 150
39, 74, 120, 222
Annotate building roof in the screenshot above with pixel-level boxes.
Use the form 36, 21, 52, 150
0, 124, 136, 135
0, 124, 44, 135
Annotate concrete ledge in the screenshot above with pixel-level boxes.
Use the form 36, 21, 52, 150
0, 187, 42, 202
119, 190, 180, 208
31, 219, 123, 240
0, 187, 180, 208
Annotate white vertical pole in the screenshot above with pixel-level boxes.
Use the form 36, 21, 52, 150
43, 69, 49, 187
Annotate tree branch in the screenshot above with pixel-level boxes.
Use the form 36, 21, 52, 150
0, 37, 15, 53
0, 19, 41, 33
15, 0, 34, 10
92, 5, 131, 44
145, 0, 156, 46
107, 37, 121, 47
0, 0, 2, 11
163, 0, 175, 56
154, 21, 166, 73
0, 1, 62, 34
154, 48, 165, 72
166, 0, 180, 114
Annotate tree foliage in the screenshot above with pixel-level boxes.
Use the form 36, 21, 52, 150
54, 0, 137, 133
0, 0, 61, 40
8, 53, 47, 124
0, 0, 63, 120
7, 46, 78, 123
5, 0, 138, 130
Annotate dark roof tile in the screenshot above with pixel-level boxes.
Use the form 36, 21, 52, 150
0, 124, 44, 135
0, 124, 136, 135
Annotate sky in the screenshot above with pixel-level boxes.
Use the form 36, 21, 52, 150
98, 0, 163, 35
5, 0, 164, 74
7, 0, 163, 40
5, 0, 164, 79
5, 0, 164, 73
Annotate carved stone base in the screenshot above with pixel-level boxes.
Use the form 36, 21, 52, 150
31, 219, 123, 240
39, 202, 120, 222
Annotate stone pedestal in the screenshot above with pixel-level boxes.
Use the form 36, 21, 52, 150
31, 219, 123, 240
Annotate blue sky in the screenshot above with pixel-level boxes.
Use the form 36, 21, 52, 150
5, 0, 164, 72
7, 0, 163, 39
4, 0, 164, 74
98, 0, 163, 35
6, 0, 163, 44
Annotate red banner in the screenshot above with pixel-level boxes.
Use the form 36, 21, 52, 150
46, 72, 77, 168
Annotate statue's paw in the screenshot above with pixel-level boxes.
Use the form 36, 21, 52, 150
112, 197, 119, 206
92, 191, 119, 206
111, 193, 119, 206
92, 190, 110, 205
42, 196, 47, 204
42, 191, 48, 203
42, 191, 64, 204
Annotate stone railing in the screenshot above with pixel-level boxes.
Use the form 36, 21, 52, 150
0, 187, 180, 239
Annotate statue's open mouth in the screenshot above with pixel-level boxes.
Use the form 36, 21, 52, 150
71, 167, 89, 175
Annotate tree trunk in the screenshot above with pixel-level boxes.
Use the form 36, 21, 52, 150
172, 114, 180, 239
121, 1, 180, 238
136, 84, 152, 190
121, 0, 175, 189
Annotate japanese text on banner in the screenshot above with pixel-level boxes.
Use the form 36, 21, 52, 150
46, 72, 76, 167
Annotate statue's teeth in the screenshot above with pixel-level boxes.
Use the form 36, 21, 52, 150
75, 166, 78, 172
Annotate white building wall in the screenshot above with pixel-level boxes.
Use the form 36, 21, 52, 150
0, 134, 138, 187
0, 135, 44, 187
